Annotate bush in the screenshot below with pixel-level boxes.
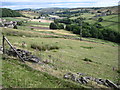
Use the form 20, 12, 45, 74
63, 18, 120, 43
83, 58, 93, 62
17, 21, 23, 26
97, 11, 101, 13
13, 25, 18, 29
58, 24, 64, 29
50, 23, 58, 29
98, 18, 103, 22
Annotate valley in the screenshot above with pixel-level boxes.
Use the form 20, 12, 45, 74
0, 6, 120, 89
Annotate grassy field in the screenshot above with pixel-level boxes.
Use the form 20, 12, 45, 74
101, 15, 118, 22
70, 13, 95, 19
5, 35, 118, 80
2, 59, 87, 88
2, 25, 119, 87
71, 13, 119, 32
81, 13, 95, 19
84, 14, 119, 32
1, 16, 119, 88
0, 31, 2, 87
19, 11, 40, 18
1, 17, 28, 21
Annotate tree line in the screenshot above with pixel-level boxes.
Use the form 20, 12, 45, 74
50, 18, 120, 43
0, 8, 23, 17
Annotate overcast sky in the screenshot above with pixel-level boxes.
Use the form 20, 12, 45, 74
1, 0, 119, 9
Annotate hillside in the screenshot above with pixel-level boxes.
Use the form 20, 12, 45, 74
83, 14, 119, 32
18, 10, 39, 18
0, 8, 23, 17
1, 16, 119, 88
1, 27, 119, 88
1, 6, 120, 89
2, 59, 86, 88
69, 6, 119, 14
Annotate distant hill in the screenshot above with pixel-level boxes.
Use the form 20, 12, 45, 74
69, 6, 119, 14
89, 6, 119, 14
16, 8, 32, 11
17, 6, 119, 15
35, 8, 68, 14
18, 10, 40, 18
1, 8, 23, 17
17, 8, 68, 14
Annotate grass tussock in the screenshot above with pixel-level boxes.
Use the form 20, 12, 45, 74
31, 43, 60, 51
80, 46, 94, 49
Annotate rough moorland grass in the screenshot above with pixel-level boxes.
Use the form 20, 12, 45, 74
80, 46, 94, 49
2, 27, 61, 38
31, 43, 60, 51
2, 27, 80, 40
28, 21, 50, 26
2, 59, 87, 88
5, 36, 119, 83
0, 55, 2, 86
2, 27, 118, 47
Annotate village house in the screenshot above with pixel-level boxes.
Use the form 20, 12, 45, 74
0, 18, 18, 28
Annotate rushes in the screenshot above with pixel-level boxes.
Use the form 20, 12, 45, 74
31, 43, 60, 51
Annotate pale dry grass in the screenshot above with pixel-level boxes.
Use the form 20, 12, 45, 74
29, 19, 53, 23
25, 61, 65, 78
34, 29, 76, 36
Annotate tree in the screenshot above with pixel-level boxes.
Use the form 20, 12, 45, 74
98, 31, 104, 39
109, 32, 116, 42
98, 18, 103, 22
90, 27, 98, 38
54, 19, 59, 24
17, 21, 23, 26
34, 17, 36, 19
82, 29, 91, 37
50, 23, 58, 29
1, 8, 22, 17
66, 25, 72, 31
58, 24, 64, 29
13, 25, 18, 29
94, 23, 103, 28
97, 11, 101, 13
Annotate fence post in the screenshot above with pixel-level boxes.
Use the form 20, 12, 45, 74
2, 35, 5, 54
3, 36, 25, 62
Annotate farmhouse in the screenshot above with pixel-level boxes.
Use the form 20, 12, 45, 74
0, 19, 18, 28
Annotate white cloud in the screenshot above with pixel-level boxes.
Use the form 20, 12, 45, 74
0, 0, 119, 2
93, 0, 119, 7
1, 0, 119, 5
1, 0, 119, 9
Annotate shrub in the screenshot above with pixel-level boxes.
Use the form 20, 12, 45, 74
13, 25, 18, 29
80, 46, 94, 49
83, 58, 93, 62
50, 23, 58, 29
98, 18, 103, 22
97, 11, 101, 13
17, 21, 23, 26
58, 24, 64, 29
